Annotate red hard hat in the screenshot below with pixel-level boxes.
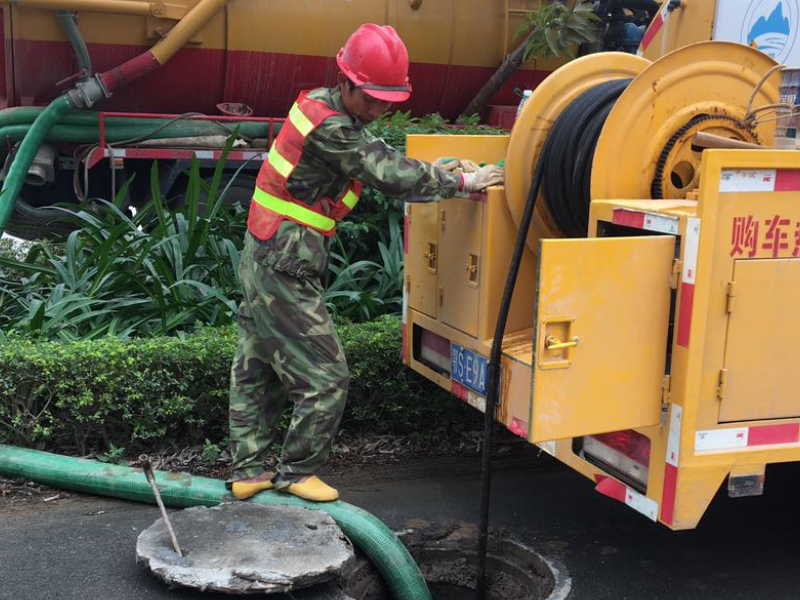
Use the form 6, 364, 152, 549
336, 24, 412, 103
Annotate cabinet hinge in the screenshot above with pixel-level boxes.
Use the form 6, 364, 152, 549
725, 281, 736, 314
717, 368, 728, 401
661, 374, 671, 405
670, 259, 682, 289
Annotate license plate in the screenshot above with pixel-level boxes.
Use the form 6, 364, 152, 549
450, 343, 488, 396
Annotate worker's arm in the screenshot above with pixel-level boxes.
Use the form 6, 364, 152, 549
305, 116, 462, 202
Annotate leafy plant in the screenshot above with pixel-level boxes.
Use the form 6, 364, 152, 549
367, 111, 506, 153
200, 438, 223, 465
0, 139, 248, 339
98, 443, 126, 464
325, 213, 404, 322
515, 0, 602, 60
0, 116, 505, 337
459, 1, 602, 120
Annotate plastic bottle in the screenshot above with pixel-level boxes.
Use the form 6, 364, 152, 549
516, 89, 532, 118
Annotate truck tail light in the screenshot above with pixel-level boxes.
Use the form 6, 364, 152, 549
582, 429, 651, 491
418, 327, 451, 374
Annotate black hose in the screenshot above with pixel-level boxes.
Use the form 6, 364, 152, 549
541, 79, 631, 236
476, 147, 545, 600
475, 78, 630, 598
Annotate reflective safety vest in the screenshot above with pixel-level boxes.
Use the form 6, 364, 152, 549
247, 91, 362, 240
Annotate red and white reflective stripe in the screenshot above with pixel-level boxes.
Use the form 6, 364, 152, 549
695, 423, 800, 452
451, 381, 486, 412
612, 208, 679, 234
719, 168, 800, 192
660, 403, 682, 526
594, 475, 658, 521
676, 217, 700, 348
508, 417, 528, 439
639, 2, 670, 52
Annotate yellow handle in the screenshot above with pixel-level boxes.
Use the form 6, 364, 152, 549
545, 335, 579, 350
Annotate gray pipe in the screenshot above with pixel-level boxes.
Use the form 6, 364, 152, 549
56, 11, 92, 79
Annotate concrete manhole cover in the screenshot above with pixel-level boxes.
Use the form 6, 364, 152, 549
136, 502, 354, 594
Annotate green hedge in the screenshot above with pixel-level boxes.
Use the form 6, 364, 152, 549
0, 316, 475, 454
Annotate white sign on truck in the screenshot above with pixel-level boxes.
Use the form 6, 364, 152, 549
714, 0, 800, 66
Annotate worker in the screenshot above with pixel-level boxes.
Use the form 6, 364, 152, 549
227, 23, 504, 503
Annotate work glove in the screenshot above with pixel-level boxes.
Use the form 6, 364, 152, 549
434, 156, 460, 171
461, 164, 504, 192
433, 157, 481, 173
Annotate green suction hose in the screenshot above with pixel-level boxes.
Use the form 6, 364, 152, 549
0, 106, 278, 139
0, 122, 274, 144
0, 444, 433, 600
0, 95, 72, 232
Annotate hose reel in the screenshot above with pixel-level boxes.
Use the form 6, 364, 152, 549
504, 41, 781, 252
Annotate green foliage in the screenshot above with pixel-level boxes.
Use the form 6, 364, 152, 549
200, 438, 223, 466
366, 111, 506, 154
325, 212, 404, 322
0, 116, 505, 336
98, 443, 127, 465
0, 316, 471, 454
515, 1, 602, 60
0, 142, 248, 340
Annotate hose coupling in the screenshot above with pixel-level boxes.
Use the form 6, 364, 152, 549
67, 75, 111, 109
26, 144, 56, 187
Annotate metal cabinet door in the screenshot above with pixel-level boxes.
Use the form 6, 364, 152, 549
529, 236, 675, 443
406, 203, 440, 319
439, 198, 483, 337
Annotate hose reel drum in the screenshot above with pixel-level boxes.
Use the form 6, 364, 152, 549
504, 41, 781, 253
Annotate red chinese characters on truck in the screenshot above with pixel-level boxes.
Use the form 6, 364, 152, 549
730, 214, 800, 258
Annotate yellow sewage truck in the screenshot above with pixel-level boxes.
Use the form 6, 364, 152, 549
402, 0, 800, 530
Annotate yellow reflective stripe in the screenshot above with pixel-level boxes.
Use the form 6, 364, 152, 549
268, 144, 293, 179
289, 103, 314, 137
342, 188, 359, 209
253, 187, 335, 232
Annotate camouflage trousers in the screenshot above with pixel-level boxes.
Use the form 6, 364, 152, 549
228, 232, 350, 482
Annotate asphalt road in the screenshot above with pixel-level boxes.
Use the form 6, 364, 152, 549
1, 448, 798, 600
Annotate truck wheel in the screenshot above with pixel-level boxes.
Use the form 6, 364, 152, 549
4, 199, 76, 241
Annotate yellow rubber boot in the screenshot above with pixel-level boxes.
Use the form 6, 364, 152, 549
230, 474, 275, 500
280, 475, 339, 502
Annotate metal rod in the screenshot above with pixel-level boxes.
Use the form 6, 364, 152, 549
141, 459, 183, 557
3, 0, 152, 16
692, 132, 764, 150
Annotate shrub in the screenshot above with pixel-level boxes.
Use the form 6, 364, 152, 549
0, 316, 474, 454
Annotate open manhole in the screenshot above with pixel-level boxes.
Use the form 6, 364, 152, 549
341, 521, 570, 600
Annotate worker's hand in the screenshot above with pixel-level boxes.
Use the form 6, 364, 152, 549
461, 164, 504, 192
458, 159, 480, 173
434, 157, 460, 172
434, 157, 481, 173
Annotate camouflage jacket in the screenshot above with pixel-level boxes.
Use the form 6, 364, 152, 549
250, 86, 461, 281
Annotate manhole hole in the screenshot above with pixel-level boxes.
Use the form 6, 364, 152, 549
341, 521, 570, 600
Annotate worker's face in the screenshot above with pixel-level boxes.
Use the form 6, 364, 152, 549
340, 82, 392, 125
